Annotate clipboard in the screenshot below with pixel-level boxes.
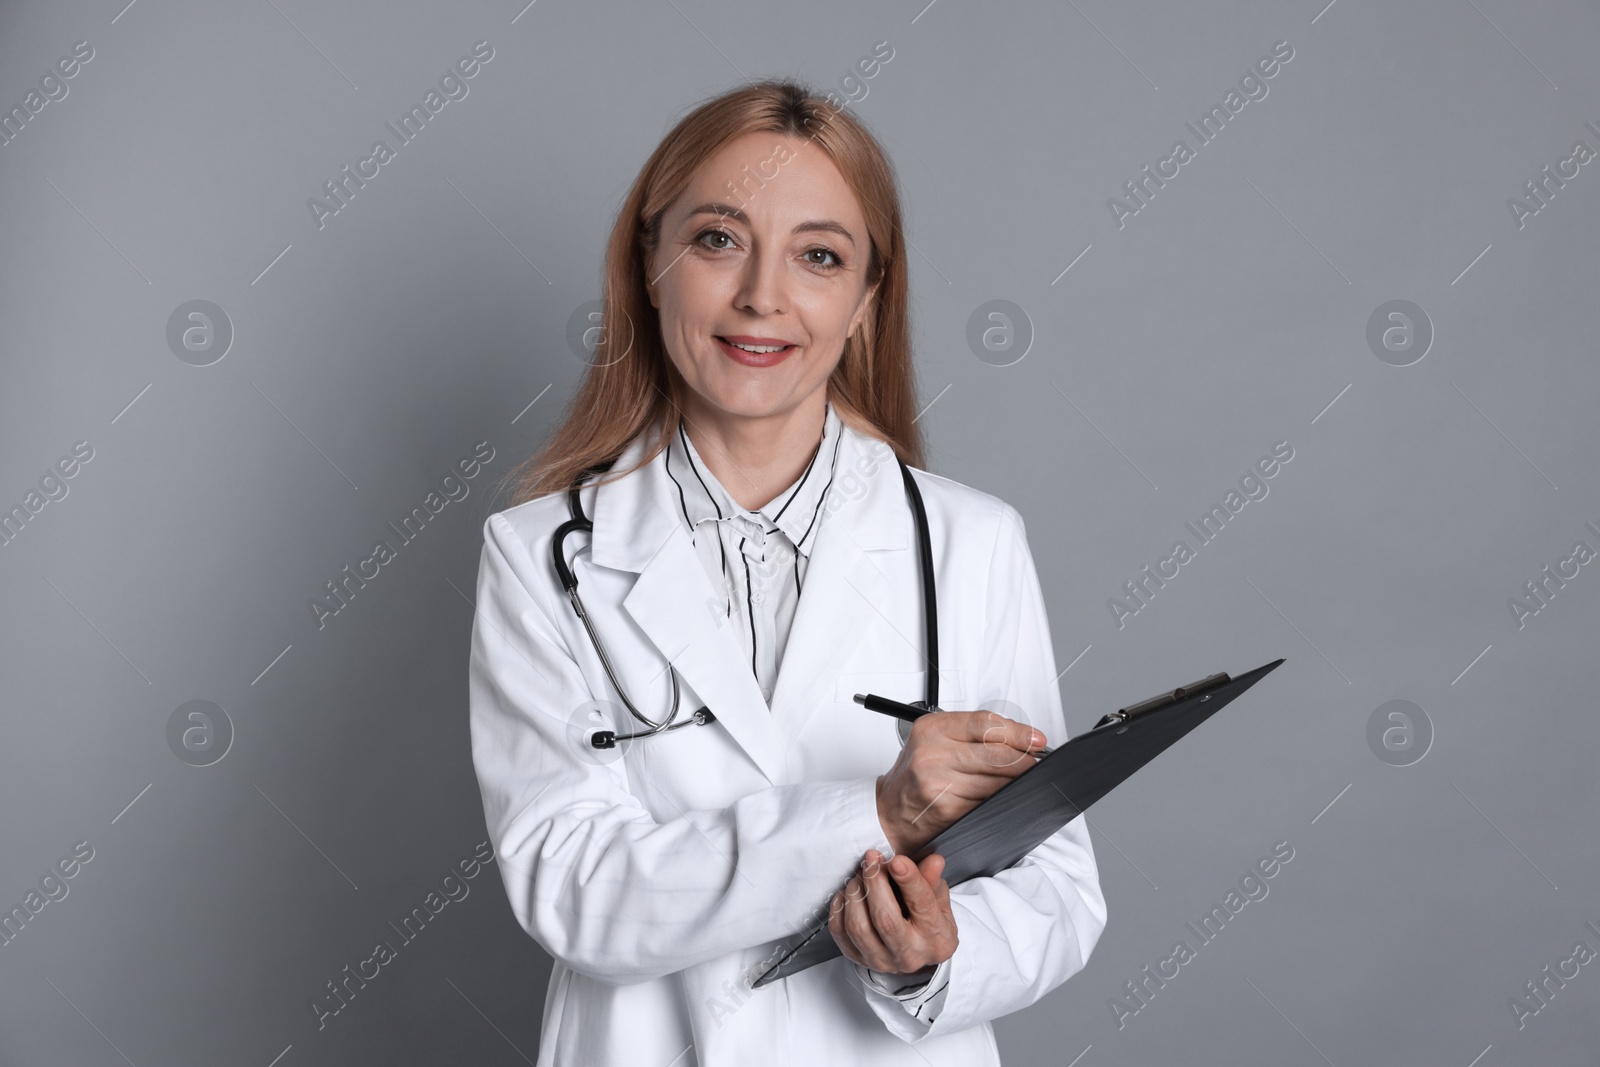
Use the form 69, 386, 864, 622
751, 657, 1286, 987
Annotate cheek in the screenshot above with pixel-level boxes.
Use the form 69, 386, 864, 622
662, 269, 728, 329
796, 291, 858, 342
654, 292, 700, 353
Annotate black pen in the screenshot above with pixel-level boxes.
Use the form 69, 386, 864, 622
852, 692, 1054, 756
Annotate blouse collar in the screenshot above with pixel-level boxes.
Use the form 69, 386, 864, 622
662, 400, 843, 562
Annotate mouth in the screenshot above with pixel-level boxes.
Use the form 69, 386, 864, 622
715, 335, 797, 368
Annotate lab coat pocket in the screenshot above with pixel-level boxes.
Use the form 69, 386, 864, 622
807, 669, 970, 777
832, 669, 970, 719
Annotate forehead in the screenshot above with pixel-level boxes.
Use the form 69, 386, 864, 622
674, 131, 868, 235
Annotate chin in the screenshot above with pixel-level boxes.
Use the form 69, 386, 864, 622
694, 383, 806, 421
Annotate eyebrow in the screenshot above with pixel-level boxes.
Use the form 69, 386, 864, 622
682, 201, 857, 248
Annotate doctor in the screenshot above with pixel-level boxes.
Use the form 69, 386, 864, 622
469, 80, 1105, 1066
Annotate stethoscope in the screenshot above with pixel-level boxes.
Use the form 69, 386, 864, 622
552, 447, 940, 750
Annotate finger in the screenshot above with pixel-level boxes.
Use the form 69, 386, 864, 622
971, 724, 1050, 777
899, 771, 1018, 837
859, 848, 895, 899
928, 747, 1039, 796
957, 745, 1040, 779
961, 710, 1046, 754
841, 871, 868, 906
829, 882, 854, 923
907, 739, 1035, 792
844, 889, 896, 972
890, 853, 939, 919
828, 888, 863, 965
832, 882, 879, 967
903, 721, 1035, 793
863, 854, 912, 939
921, 857, 953, 921
843, 875, 890, 968
977, 719, 1047, 770
923, 711, 1043, 770
909, 855, 958, 951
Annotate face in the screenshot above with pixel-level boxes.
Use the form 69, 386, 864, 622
645, 131, 879, 426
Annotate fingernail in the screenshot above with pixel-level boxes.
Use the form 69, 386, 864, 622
1032, 730, 1046, 747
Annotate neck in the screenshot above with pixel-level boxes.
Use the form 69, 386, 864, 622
677, 394, 827, 512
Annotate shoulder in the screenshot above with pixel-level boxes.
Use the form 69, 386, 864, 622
482, 489, 570, 551
901, 463, 1026, 553
894, 466, 1044, 646
838, 420, 1022, 548
903, 464, 1012, 519
475, 490, 574, 611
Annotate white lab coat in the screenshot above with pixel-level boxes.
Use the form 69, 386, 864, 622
468, 417, 1106, 1066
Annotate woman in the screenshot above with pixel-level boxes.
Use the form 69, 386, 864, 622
469, 80, 1105, 1066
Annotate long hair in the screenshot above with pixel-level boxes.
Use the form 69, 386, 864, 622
497, 79, 923, 506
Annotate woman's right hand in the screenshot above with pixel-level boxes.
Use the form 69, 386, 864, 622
874, 710, 1047, 856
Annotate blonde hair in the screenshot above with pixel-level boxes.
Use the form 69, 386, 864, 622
498, 79, 923, 506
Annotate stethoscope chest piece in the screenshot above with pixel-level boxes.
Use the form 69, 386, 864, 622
896, 701, 936, 747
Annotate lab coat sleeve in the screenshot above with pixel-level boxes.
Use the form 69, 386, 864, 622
856, 503, 1108, 1041
468, 512, 892, 986
857, 957, 951, 1023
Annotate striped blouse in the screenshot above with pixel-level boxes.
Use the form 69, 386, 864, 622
661, 398, 950, 1023
662, 400, 844, 707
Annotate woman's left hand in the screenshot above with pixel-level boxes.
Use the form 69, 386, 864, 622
828, 849, 957, 975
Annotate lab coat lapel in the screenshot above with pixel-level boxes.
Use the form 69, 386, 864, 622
587, 419, 911, 785
590, 427, 789, 784
767, 424, 909, 762
623, 534, 790, 782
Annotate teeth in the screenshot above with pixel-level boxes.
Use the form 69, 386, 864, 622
726, 340, 788, 354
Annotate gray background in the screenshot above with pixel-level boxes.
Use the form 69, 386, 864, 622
2, 0, 1596, 1063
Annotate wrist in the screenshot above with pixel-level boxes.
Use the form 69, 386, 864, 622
873, 775, 902, 854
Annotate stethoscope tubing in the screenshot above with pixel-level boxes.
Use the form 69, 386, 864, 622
552, 447, 938, 749
897, 455, 939, 713
555, 512, 682, 732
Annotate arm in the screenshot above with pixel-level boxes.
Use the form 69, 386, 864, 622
468, 512, 890, 986
856, 503, 1108, 1040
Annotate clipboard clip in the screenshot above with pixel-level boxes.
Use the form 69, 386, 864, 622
1094, 671, 1231, 729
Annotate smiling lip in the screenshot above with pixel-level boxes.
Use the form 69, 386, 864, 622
716, 335, 796, 367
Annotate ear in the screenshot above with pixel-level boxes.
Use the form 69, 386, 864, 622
645, 256, 660, 310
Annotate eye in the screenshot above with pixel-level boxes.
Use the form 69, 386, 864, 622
695, 227, 737, 251
804, 246, 844, 270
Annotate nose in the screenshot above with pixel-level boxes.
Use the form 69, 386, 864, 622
734, 244, 788, 317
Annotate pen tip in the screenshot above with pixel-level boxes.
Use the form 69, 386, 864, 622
852, 693, 866, 704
